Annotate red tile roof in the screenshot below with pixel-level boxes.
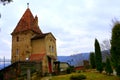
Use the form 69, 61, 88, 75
11, 8, 42, 35
29, 53, 45, 61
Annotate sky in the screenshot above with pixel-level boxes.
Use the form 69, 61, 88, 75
0, 0, 120, 59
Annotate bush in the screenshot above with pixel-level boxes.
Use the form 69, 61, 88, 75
66, 66, 75, 74
76, 70, 82, 73
70, 74, 86, 80
66, 67, 71, 74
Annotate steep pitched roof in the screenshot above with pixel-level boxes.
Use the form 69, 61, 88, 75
11, 8, 42, 35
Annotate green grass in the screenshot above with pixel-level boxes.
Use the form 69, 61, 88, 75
50, 71, 120, 80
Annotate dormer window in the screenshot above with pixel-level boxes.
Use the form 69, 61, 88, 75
16, 36, 19, 42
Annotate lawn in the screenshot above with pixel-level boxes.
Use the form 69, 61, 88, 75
49, 71, 120, 80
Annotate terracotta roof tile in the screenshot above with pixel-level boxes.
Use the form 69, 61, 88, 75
29, 53, 45, 61
11, 8, 42, 34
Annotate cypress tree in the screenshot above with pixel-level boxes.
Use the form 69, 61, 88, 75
89, 52, 96, 69
94, 39, 103, 73
111, 22, 120, 76
105, 58, 113, 75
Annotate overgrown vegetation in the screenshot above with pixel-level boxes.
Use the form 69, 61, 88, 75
111, 22, 120, 76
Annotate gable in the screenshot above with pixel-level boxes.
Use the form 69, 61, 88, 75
45, 32, 56, 41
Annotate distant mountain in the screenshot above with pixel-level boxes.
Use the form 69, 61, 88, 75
0, 50, 110, 70
0, 59, 11, 70
58, 50, 110, 67
58, 53, 90, 67
102, 50, 110, 62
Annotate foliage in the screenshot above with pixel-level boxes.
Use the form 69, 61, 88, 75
70, 74, 86, 80
105, 58, 113, 75
95, 39, 103, 73
76, 70, 82, 73
111, 22, 120, 76
116, 65, 120, 76
102, 62, 106, 69
66, 66, 74, 74
0, 72, 4, 80
89, 52, 96, 69
0, 0, 12, 5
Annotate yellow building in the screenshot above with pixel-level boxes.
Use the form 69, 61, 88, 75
11, 8, 57, 74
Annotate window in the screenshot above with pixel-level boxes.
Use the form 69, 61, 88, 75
52, 46, 54, 53
49, 45, 54, 53
49, 45, 51, 53
16, 36, 19, 42
16, 49, 19, 55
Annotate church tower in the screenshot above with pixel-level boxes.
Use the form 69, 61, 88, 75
11, 8, 42, 63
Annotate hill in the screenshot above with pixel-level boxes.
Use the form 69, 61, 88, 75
58, 50, 110, 67
58, 53, 90, 67
0, 50, 110, 70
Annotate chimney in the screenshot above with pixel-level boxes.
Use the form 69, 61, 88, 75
35, 15, 38, 27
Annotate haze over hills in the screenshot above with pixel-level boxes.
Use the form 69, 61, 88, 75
58, 53, 90, 67
58, 50, 110, 67
0, 50, 110, 70
0, 59, 11, 69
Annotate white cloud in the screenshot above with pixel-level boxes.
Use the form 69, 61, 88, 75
1, 0, 120, 58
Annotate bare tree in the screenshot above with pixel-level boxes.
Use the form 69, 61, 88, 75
0, 0, 12, 5
100, 39, 111, 51
0, 0, 13, 18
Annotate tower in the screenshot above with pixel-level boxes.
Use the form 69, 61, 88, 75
11, 8, 42, 63
11, 7, 57, 74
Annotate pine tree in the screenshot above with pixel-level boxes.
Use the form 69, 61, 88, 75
89, 52, 96, 69
95, 39, 103, 73
105, 58, 113, 75
111, 22, 120, 76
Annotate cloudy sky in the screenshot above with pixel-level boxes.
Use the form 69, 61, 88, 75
0, 0, 120, 59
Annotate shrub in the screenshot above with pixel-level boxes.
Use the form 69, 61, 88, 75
105, 58, 113, 75
66, 67, 71, 74
70, 74, 86, 80
66, 66, 75, 74
76, 70, 81, 73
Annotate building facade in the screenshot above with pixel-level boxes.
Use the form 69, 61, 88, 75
11, 8, 57, 74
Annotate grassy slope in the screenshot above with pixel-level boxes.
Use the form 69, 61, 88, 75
50, 71, 120, 80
